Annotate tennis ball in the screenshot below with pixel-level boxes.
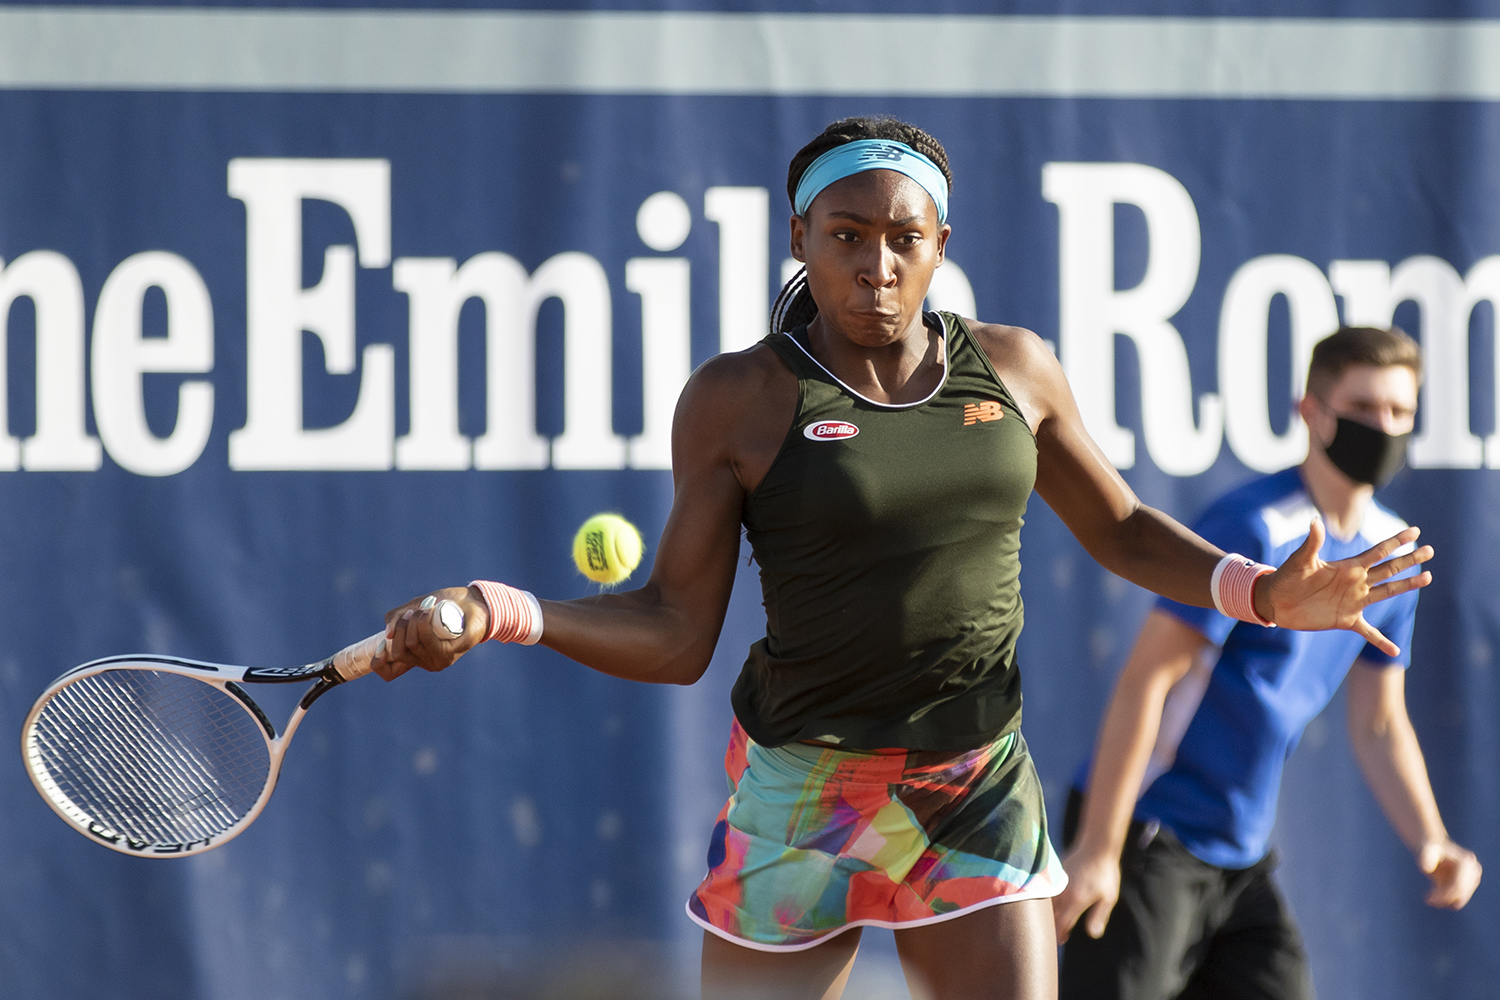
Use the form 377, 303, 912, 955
573, 513, 644, 586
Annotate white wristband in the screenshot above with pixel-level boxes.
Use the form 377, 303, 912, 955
1211, 553, 1276, 627
517, 590, 544, 645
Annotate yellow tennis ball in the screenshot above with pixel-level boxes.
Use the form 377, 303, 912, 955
572, 513, 644, 585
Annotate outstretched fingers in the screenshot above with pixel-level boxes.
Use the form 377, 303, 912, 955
1366, 570, 1433, 605
1365, 544, 1434, 585
1353, 526, 1422, 568
1358, 535, 1434, 608
1353, 614, 1401, 658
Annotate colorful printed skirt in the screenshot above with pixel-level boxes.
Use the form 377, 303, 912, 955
687, 719, 1067, 951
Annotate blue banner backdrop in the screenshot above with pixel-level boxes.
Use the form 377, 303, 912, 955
0, 7, 1496, 999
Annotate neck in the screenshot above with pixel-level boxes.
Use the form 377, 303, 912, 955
805, 312, 942, 405
1298, 447, 1374, 540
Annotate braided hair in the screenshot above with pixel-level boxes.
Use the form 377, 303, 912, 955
771, 117, 954, 336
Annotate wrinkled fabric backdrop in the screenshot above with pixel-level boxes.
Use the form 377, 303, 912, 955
0, 3, 1497, 998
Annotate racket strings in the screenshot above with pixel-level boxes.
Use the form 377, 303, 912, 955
38, 675, 265, 843
42, 690, 200, 834
37, 681, 250, 843
56, 676, 266, 839
54, 683, 243, 837
29, 670, 271, 847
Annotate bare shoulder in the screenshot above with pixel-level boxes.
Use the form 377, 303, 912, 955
963, 321, 1069, 431
677, 342, 794, 428
687, 340, 791, 396
673, 341, 797, 491
964, 321, 1059, 373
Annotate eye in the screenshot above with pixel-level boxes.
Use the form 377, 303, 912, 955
833, 230, 860, 243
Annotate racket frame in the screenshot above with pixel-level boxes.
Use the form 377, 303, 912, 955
22, 650, 352, 858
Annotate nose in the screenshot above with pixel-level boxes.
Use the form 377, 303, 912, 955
857, 238, 898, 289
1377, 408, 1408, 435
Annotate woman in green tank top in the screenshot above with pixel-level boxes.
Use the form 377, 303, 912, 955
371, 118, 1433, 999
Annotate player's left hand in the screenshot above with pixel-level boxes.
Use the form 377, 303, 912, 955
1256, 518, 1433, 657
372, 586, 490, 681
1419, 838, 1482, 909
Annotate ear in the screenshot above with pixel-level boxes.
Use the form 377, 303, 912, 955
1299, 393, 1333, 450
1296, 393, 1318, 425
935, 223, 951, 265
789, 214, 807, 263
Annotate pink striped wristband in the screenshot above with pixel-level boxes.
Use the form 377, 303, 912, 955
469, 580, 544, 645
1211, 554, 1276, 627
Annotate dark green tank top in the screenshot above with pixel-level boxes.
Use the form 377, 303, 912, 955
732, 312, 1038, 752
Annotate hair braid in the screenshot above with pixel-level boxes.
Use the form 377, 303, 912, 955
772, 117, 953, 335
770, 265, 813, 337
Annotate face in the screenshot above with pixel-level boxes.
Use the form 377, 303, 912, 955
1301, 363, 1419, 445
790, 169, 950, 347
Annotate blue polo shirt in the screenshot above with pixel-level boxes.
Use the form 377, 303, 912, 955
1076, 467, 1418, 870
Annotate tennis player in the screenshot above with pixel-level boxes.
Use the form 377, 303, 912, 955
1053, 326, 1481, 1000
373, 119, 1433, 1000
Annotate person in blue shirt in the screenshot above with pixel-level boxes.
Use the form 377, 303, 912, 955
1055, 326, 1481, 1000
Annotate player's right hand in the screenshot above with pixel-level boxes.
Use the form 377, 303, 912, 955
372, 586, 490, 681
1052, 845, 1122, 943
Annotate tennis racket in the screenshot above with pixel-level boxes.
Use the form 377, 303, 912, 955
21, 596, 464, 857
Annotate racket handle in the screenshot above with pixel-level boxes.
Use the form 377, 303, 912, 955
330, 630, 387, 682
330, 601, 464, 682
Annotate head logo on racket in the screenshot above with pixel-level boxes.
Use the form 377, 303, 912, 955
804, 420, 860, 442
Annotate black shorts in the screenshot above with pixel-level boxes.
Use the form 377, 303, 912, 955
1058, 789, 1315, 1000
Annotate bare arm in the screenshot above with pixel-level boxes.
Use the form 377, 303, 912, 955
530, 361, 748, 684
372, 345, 795, 686
972, 323, 1433, 653
1051, 611, 1210, 941
1348, 662, 1481, 909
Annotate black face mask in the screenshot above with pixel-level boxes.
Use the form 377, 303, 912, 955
1322, 416, 1410, 487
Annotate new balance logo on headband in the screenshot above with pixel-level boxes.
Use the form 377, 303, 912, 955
857, 142, 908, 163
964, 402, 1004, 426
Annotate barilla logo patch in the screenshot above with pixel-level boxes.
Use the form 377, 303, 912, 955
804, 420, 860, 441
963, 401, 1005, 426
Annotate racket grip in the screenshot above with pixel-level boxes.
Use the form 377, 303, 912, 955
330, 629, 387, 682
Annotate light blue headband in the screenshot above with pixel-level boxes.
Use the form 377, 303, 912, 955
793, 139, 949, 224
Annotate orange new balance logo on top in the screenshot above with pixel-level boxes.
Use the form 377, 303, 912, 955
963, 401, 1004, 426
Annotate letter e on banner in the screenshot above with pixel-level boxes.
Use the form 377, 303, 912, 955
92, 252, 215, 476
